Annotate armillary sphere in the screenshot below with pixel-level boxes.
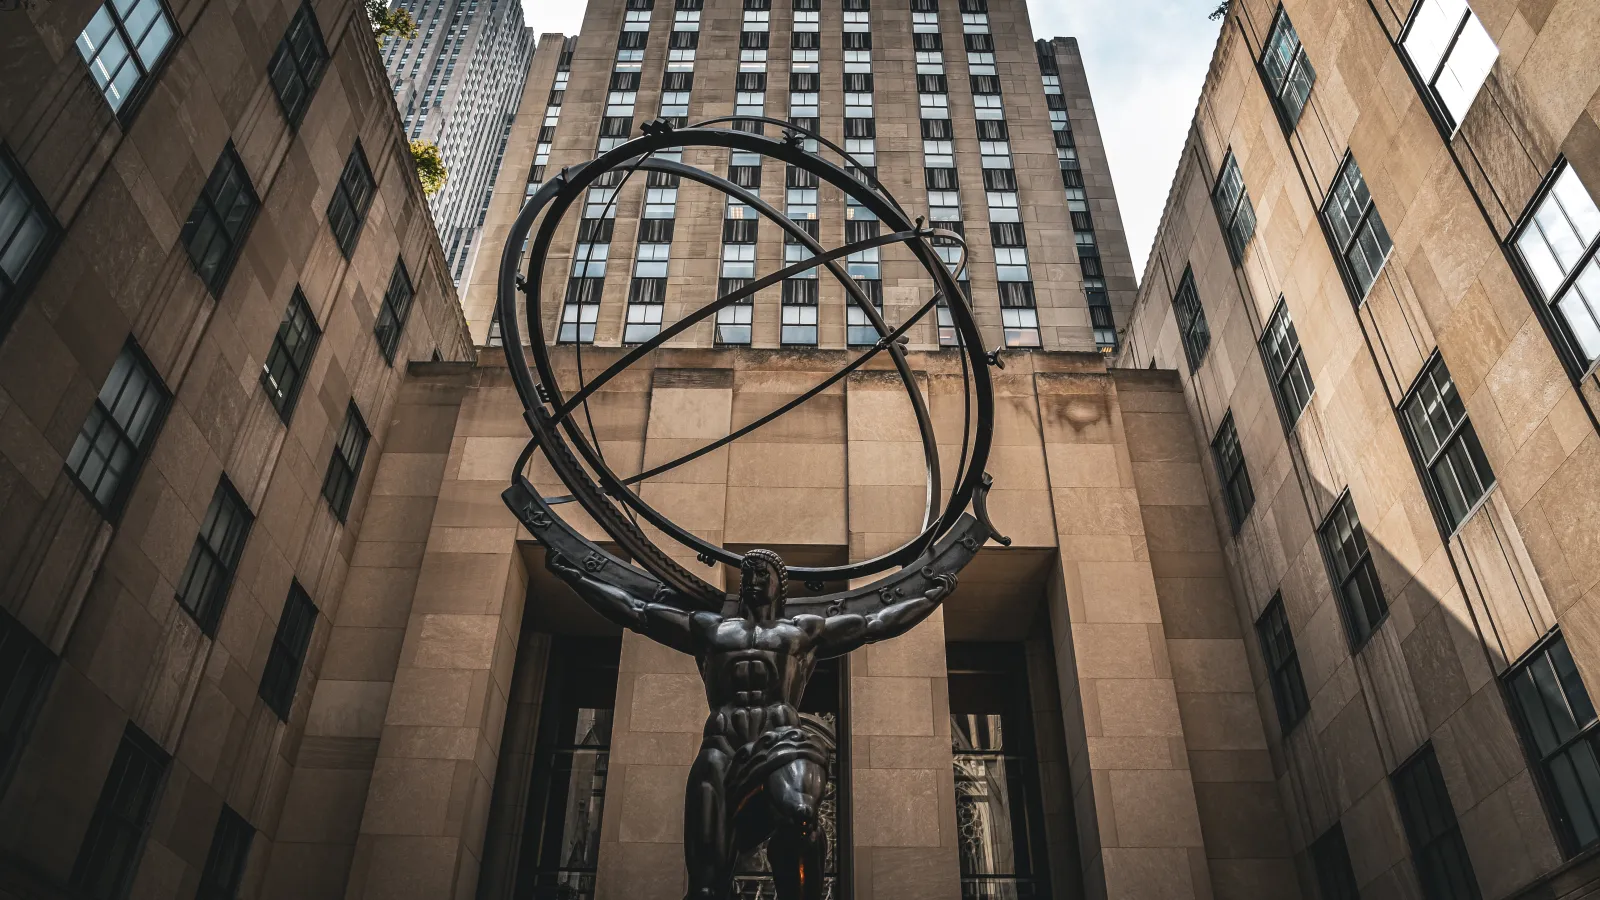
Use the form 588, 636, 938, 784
496, 116, 1010, 617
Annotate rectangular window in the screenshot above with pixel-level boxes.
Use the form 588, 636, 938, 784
1211, 151, 1256, 264
72, 724, 169, 900
1261, 8, 1316, 127
1211, 413, 1254, 531
1322, 155, 1393, 301
1505, 631, 1600, 855
1001, 305, 1040, 348
1172, 268, 1210, 372
949, 643, 1051, 899
267, 2, 329, 128
196, 806, 253, 900
260, 580, 317, 721
1400, 357, 1494, 531
1255, 594, 1309, 731
1401, 0, 1497, 132
1260, 298, 1314, 427
0, 608, 56, 792
327, 143, 376, 258
181, 144, 260, 295
74, 0, 175, 116
374, 258, 414, 364
0, 146, 58, 333
1311, 823, 1361, 900
1514, 161, 1600, 370
1392, 745, 1482, 900
67, 340, 170, 517
1320, 492, 1387, 648
175, 478, 253, 636
260, 288, 320, 421
780, 298, 817, 346
322, 402, 369, 523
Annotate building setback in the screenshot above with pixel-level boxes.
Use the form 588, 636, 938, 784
382, 0, 534, 286
1117, 0, 1600, 898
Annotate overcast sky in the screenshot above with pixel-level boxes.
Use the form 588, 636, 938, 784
520, 0, 1221, 277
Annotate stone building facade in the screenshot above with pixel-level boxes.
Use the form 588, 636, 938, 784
1117, 0, 1600, 898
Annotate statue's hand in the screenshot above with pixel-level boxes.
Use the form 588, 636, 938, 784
546, 550, 583, 581
926, 571, 958, 601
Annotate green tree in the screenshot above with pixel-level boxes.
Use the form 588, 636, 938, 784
366, 0, 419, 43
1209, 0, 1230, 19
410, 140, 448, 196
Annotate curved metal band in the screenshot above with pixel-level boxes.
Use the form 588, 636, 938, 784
495, 124, 995, 586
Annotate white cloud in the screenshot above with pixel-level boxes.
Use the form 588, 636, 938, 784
520, 0, 1220, 277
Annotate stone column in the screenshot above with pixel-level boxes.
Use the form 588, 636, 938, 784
1034, 369, 1210, 900
846, 369, 963, 900
343, 367, 530, 900
593, 366, 733, 899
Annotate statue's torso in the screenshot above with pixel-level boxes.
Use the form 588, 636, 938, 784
697, 616, 819, 748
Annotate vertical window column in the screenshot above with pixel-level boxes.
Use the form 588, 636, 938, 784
1036, 40, 1112, 352
841, 0, 880, 346
718, 154, 762, 345
912, 0, 966, 347
525, 38, 574, 199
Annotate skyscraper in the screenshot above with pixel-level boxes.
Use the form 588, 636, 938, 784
381, 0, 534, 286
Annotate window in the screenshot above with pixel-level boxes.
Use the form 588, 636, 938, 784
1001, 305, 1040, 348
0, 147, 58, 333
1311, 823, 1361, 900
1172, 268, 1210, 372
1261, 8, 1316, 126
1505, 631, 1600, 855
260, 580, 317, 721
268, 2, 329, 128
1401, 357, 1494, 531
1211, 413, 1254, 531
1322, 155, 1393, 301
0, 608, 55, 792
780, 295, 817, 345
196, 806, 253, 900
1319, 492, 1387, 648
1514, 161, 1600, 370
1211, 151, 1256, 264
374, 258, 414, 364
949, 644, 1051, 899
322, 402, 369, 522
1402, 0, 1497, 131
72, 724, 169, 900
1392, 745, 1482, 900
261, 288, 320, 421
1260, 298, 1314, 427
67, 340, 170, 517
327, 143, 376, 258
718, 295, 754, 345
181, 144, 260, 295
1255, 594, 1308, 732
176, 478, 253, 636
524, 638, 620, 899
75, 0, 175, 116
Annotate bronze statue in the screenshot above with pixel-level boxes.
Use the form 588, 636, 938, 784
546, 547, 956, 900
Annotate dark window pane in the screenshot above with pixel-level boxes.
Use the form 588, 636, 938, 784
267, 2, 329, 128
1260, 298, 1314, 426
196, 805, 253, 900
66, 341, 171, 518
328, 144, 376, 258
0, 145, 60, 335
1211, 413, 1254, 531
260, 581, 318, 721
1506, 633, 1600, 854
1173, 268, 1210, 372
1401, 358, 1494, 531
72, 724, 169, 900
261, 288, 322, 421
180, 144, 260, 295
175, 478, 254, 636
374, 258, 414, 363
1255, 595, 1309, 731
321, 402, 370, 522
1311, 823, 1360, 900
0, 608, 56, 792
1392, 745, 1481, 900
1319, 493, 1388, 648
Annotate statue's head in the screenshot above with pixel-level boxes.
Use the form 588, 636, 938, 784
739, 549, 787, 623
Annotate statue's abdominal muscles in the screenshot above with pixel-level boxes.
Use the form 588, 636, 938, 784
711, 650, 801, 746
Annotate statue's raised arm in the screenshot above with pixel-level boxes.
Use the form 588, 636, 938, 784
815, 571, 957, 657
545, 550, 702, 656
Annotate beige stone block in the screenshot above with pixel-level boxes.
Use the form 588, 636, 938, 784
1167, 640, 1253, 694
408, 614, 499, 670
1094, 679, 1184, 738
362, 757, 456, 835
306, 680, 393, 739
1101, 847, 1198, 900
1108, 768, 1205, 848
853, 676, 935, 737
457, 436, 527, 482
847, 440, 927, 487
385, 668, 475, 728
1079, 561, 1163, 624
722, 486, 847, 546
1045, 442, 1124, 488
728, 442, 846, 487
629, 673, 708, 733
853, 767, 945, 847
357, 835, 460, 900
1071, 624, 1163, 679
370, 453, 449, 498
617, 764, 688, 843
426, 526, 517, 555
1131, 461, 1212, 507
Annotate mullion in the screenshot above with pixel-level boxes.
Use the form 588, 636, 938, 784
1425, 10, 1472, 90
1546, 234, 1600, 313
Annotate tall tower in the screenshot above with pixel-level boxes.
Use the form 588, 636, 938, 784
381, 0, 534, 286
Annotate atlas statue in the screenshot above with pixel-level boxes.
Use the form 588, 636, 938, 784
496, 114, 1007, 899
547, 547, 954, 899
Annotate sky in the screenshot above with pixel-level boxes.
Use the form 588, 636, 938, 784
520, 0, 1222, 276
